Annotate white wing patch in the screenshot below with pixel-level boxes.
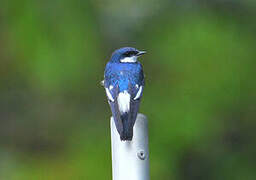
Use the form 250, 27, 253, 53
117, 91, 130, 114
120, 56, 137, 63
134, 86, 143, 100
100, 80, 104, 86
105, 88, 114, 102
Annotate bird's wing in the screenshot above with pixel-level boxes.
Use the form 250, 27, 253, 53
129, 63, 145, 101
108, 85, 124, 136
115, 64, 144, 140
106, 82, 144, 140
104, 62, 145, 140
104, 62, 118, 101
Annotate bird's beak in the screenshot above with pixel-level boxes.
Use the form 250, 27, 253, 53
137, 51, 146, 56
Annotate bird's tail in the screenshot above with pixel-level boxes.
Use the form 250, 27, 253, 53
120, 112, 133, 141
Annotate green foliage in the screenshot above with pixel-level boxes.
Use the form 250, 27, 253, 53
0, 1, 255, 179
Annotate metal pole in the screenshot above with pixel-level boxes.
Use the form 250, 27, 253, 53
110, 113, 150, 180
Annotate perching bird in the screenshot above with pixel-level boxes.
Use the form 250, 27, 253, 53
103, 47, 146, 141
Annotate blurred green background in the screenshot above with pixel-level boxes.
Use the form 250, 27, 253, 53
0, 0, 256, 179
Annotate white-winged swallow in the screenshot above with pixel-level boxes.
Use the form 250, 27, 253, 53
103, 47, 146, 141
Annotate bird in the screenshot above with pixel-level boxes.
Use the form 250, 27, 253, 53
103, 47, 146, 141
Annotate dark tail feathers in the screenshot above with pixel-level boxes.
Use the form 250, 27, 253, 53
120, 113, 133, 141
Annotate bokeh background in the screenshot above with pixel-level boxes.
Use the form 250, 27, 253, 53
0, 0, 256, 179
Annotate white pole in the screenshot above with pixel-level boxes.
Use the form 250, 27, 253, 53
110, 113, 150, 180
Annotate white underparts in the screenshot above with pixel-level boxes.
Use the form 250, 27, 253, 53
120, 56, 137, 63
117, 91, 130, 114
105, 88, 114, 102
134, 86, 143, 100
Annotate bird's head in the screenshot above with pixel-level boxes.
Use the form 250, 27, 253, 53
110, 47, 146, 63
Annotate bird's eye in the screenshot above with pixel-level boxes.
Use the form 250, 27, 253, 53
130, 51, 136, 56
124, 51, 131, 57
124, 51, 137, 57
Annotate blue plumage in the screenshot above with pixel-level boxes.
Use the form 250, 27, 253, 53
103, 47, 146, 141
